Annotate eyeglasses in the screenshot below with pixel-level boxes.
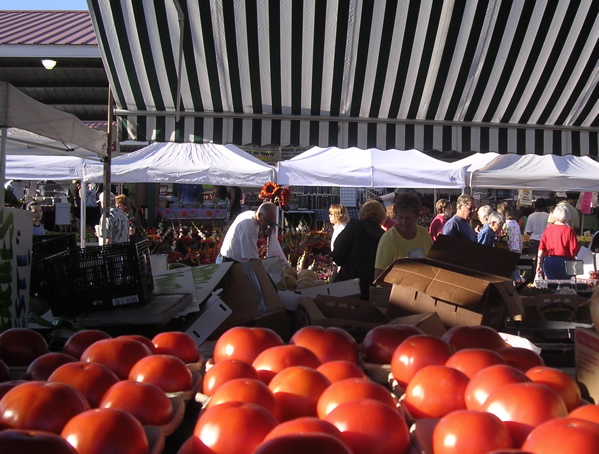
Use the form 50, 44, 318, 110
268, 221, 279, 228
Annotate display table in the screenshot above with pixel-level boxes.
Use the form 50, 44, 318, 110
155, 207, 227, 221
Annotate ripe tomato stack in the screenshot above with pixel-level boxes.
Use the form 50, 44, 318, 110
0, 322, 596, 454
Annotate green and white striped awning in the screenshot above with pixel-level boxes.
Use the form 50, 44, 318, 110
88, 0, 599, 156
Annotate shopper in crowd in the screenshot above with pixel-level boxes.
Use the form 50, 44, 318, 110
477, 212, 504, 247
27, 201, 46, 236
328, 204, 350, 252
417, 202, 434, 229
474, 205, 493, 234
518, 206, 531, 234
497, 202, 523, 254
525, 198, 550, 257
441, 194, 477, 241
177, 184, 204, 205
332, 200, 386, 300
218, 202, 278, 263
429, 199, 453, 241
555, 192, 580, 230
213, 185, 229, 204
116, 194, 143, 243
96, 192, 130, 245
374, 192, 433, 281
537, 204, 580, 280
228, 186, 243, 221
83, 183, 101, 233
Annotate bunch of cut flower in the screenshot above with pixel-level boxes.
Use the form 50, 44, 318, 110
144, 221, 223, 265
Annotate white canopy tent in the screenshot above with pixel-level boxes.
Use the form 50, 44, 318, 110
1, 82, 107, 207
83, 141, 276, 186
276, 147, 465, 189
462, 153, 599, 192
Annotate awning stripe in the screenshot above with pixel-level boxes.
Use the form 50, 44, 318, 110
89, 0, 599, 156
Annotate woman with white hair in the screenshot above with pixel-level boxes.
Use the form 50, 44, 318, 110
536, 204, 580, 279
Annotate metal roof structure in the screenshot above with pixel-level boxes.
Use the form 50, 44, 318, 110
0, 11, 108, 124
88, 0, 599, 156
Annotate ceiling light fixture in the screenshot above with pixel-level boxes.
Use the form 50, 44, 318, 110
41, 59, 57, 70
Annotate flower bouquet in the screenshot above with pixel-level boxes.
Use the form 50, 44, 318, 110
258, 182, 292, 209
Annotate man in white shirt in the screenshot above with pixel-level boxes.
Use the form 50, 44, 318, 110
525, 198, 550, 257
219, 202, 278, 262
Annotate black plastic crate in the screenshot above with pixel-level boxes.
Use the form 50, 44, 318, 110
42, 240, 154, 316
31, 234, 78, 296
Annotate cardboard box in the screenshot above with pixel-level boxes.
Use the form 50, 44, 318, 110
388, 312, 447, 337
378, 235, 523, 330
212, 260, 291, 340
575, 326, 599, 403
153, 260, 291, 341
294, 295, 389, 341
279, 279, 361, 311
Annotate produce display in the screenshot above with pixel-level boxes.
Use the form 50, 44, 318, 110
0, 323, 596, 453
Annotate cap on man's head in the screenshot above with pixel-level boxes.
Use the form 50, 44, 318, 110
97, 192, 116, 204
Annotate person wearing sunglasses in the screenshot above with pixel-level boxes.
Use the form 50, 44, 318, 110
441, 194, 477, 242
217, 202, 278, 263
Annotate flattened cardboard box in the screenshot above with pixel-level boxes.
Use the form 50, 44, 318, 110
295, 295, 389, 341
575, 327, 599, 403
377, 235, 524, 329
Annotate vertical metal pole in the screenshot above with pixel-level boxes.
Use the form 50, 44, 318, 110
101, 87, 114, 242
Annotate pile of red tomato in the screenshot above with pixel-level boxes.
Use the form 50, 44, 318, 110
0, 322, 598, 454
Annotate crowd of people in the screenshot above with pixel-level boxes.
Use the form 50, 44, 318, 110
327, 191, 585, 300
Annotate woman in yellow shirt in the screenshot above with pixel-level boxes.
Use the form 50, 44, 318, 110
374, 192, 433, 281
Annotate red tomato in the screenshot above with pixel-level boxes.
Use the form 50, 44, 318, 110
100, 379, 173, 426
177, 436, 214, 454
213, 327, 284, 364
0, 381, 89, 434
325, 398, 410, 454
482, 382, 568, 447
316, 377, 397, 419
151, 331, 201, 364
194, 401, 278, 454
263, 416, 345, 443
268, 366, 331, 421
62, 329, 111, 360
569, 404, 599, 425
403, 365, 469, 419
316, 360, 366, 382
0, 328, 49, 366
465, 364, 531, 411
361, 324, 423, 364
0, 380, 26, 400
0, 428, 78, 454
290, 326, 359, 364
498, 347, 544, 373
525, 366, 581, 412
206, 378, 278, 418
522, 417, 599, 454
445, 348, 505, 379
432, 410, 513, 454
442, 325, 506, 352
119, 334, 156, 353
0, 358, 10, 382
252, 344, 320, 384
24, 352, 77, 381
80, 337, 152, 379
254, 433, 352, 454
390, 334, 453, 388
128, 354, 193, 393
202, 359, 258, 397
48, 361, 119, 408
61, 408, 149, 454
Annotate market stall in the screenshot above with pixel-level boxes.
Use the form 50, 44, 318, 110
277, 147, 466, 189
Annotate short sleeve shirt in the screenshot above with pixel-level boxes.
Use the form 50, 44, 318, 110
375, 225, 432, 271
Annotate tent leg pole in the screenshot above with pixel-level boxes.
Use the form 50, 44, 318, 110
0, 128, 6, 207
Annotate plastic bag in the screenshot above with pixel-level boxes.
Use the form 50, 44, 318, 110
266, 232, 289, 266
